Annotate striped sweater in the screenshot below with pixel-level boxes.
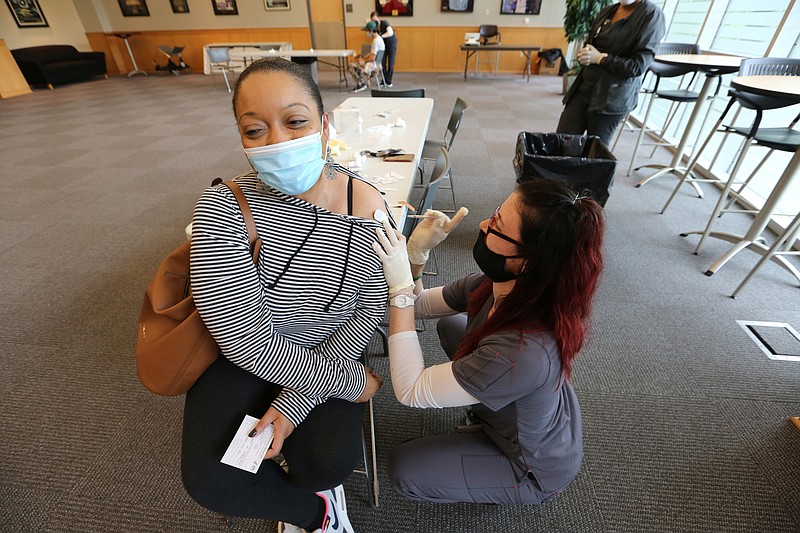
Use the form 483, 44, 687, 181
190, 170, 388, 426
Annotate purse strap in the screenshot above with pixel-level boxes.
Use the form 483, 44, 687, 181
225, 180, 262, 263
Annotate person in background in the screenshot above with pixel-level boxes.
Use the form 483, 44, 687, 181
370, 10, 398, 87
371, 178, 605, 505
182, 57, 389, 533
556, 0, 665, 148
349, 21, 385, 93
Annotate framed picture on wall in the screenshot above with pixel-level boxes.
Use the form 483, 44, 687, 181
264, 0, 290, 10
374, 0, 412, 17
170, 0, 189, 13
212, 0, 237, 15
500, 0, 540, 15
4, 0, 49, 27
118, 0, 150, 16
441, 0, 474, 12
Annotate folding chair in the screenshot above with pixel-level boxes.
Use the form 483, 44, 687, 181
419, 97, 468, 212
207, 47, 239, 92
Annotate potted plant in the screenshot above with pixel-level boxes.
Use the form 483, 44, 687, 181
562, 0, 613, 93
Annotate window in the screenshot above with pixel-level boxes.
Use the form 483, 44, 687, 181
709, 0, 793, 57
664, 0, 711, 43
630, 0, 800, 229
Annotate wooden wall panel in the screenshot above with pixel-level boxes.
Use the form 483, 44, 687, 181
88, 28, 311, 76
87, 26, 566, 77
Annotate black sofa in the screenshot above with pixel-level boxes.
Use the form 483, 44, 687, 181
11, 45, 107, 89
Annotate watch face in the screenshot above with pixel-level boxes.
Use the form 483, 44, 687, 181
391, 294, 414, 308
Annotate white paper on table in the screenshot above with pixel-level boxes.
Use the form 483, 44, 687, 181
220, 415, 274, 474
366, 124, 393, 137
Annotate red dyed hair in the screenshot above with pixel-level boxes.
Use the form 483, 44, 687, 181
453, 179, 605, 381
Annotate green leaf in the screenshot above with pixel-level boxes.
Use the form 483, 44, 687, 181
564, 0, 614, 43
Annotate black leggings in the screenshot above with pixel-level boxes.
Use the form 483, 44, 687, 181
181, 355, 365, 529
382, 36, 397, 84
556, 87, 625, 149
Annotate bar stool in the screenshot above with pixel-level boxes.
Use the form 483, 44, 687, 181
623, 44, 712, 192
611, 43, 701, 153
661, 58, 800, 247
731, 210, 800, 298
611, 43, 700, 153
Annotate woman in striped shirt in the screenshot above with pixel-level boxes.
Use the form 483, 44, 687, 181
181, 58, 386, 533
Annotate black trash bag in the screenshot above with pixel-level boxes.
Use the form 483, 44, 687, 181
513, 132, 617, 207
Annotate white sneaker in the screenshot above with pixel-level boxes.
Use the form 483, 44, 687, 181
351, 84, 367, 93
316, 485, 355, 533
386, 83, 393, 88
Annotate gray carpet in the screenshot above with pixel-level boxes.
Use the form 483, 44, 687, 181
1, 69, 798, 533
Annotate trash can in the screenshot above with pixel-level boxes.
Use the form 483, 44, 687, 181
291, 56, 318, 84
513, 132, 617, 206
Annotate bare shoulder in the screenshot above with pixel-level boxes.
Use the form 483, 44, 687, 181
350, 177, 386, 220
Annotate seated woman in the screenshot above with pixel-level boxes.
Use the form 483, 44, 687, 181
182, 57, 388, 533
372, 179, 605, 504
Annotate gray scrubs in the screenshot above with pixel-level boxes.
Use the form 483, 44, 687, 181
388, 274, 583, 504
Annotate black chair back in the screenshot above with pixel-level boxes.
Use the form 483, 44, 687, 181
734, 58, 800, 112
403, 146, 450, 237
650, 43, 700, 79
371, 88, 426, 98
444, 97, 468, 149
479, 25, 500, 45
739, 57, 800, 77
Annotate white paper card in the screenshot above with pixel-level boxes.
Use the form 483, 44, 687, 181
220, 415, 274, 474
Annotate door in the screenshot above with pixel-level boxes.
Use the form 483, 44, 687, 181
307, 0, 346, 50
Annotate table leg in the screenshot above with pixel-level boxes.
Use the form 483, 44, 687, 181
122, 37, 148, 77
523, 51, 531, 82
339, 57, 349, 90
637, 73, 717, 186
682, 146, 800, 277
464, 50, 471, 81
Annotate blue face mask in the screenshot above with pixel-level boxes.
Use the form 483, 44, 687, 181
243, 132, 326, 196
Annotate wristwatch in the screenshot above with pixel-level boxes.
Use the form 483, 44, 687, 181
389, 293, 416, 308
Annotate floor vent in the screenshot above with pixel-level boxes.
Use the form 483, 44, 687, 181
737, 320, 800, 362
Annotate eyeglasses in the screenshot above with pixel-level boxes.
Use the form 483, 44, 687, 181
487, 205, 529, 256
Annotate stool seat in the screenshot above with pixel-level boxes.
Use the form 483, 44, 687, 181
656, 89, 701, 102
733, 127, 800, 152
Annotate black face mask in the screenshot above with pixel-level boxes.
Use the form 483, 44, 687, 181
472, 230, 522, 283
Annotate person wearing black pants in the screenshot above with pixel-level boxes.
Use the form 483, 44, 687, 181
370, 11, 397, 87
556, 0, 665, 148
182, 356, 365, 527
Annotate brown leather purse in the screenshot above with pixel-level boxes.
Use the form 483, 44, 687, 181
136, 180, 261, 395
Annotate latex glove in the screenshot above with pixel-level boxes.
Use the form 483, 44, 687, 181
406, 207, 469, 265
578, 44, 606, 66
372, 217, 415, 294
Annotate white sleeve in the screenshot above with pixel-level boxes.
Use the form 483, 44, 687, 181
388, 331, 480, 408
414, 287, 459, 319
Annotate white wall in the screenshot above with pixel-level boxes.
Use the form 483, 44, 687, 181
0, 0, 567, 52
343, 0, 566, 28
1, 0, 90, 50
91, 0, 311, 31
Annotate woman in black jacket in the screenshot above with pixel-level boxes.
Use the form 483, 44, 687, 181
556, 0, 665, 147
